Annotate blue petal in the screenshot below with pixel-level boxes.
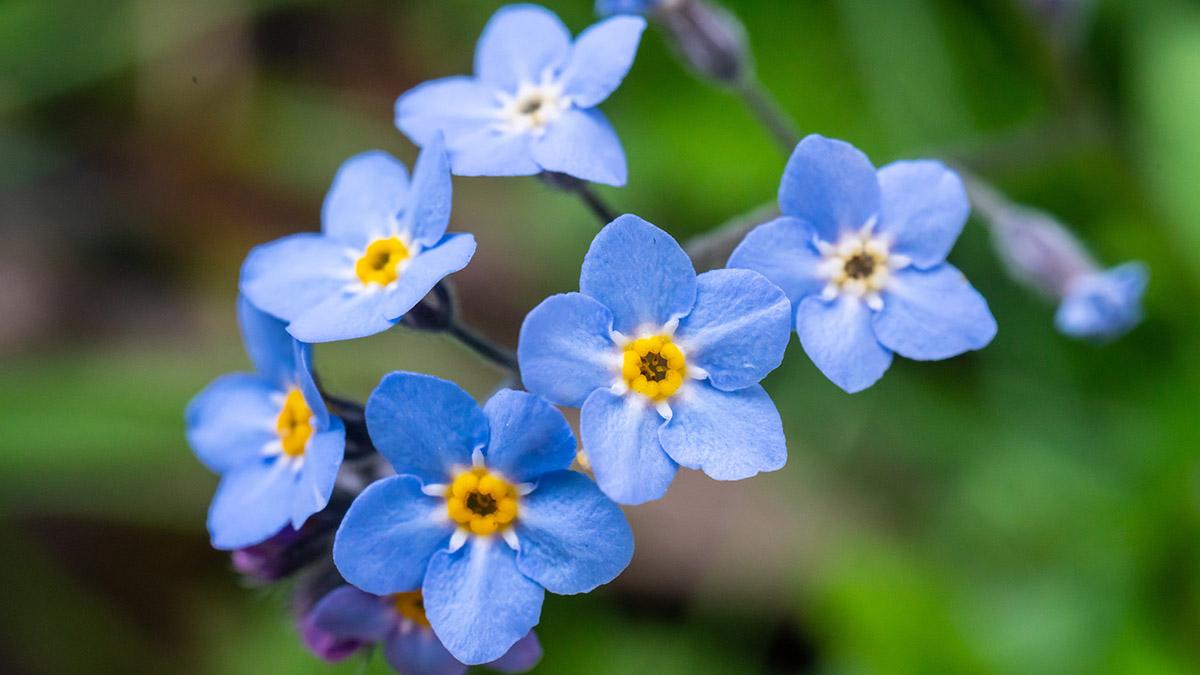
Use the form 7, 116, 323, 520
674, 269, 791, 391
385, 630, 466, 675
239, 233, 352, 325
285, 287, 398, 344
474, 5, 571, 91
726, 216, 826, 306
309, 586, 394, 642
424, 539, 545, 665
515, 470, 633, 594
395, 76, 504, 149
560, 15, 647, 108
405, 134, 453, 246
658, 382, 786, 480
208, 457, 296, 550
580, 215, 697, 335
488, 632, 542, 673
292, 421, 344, 528
185, 373, 278, 474
379, 233, 476, 321
532, 108, 627, 186
778, 135, 881, 242
321, 151, 410, 250
294, 341, 331, 430
332, 475, 454, 595
482, 390, 577, 483
596, 0, 659, 15
237, 295, 297, 387
876, 160, 969, 269
1055, 262, 1148, 340
873, 264, 997, 360
796, 294, 893, 393
518, 292, 616, 407
580, 388, 676, 504
445, 125, 540, 177
366, 372, 489, 485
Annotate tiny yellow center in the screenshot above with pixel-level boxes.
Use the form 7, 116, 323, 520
355, 237, 411, 286
276, 388, 313, 457
391, 591, 431, 629
621, 335, 686, 401
446, 468, 519, 536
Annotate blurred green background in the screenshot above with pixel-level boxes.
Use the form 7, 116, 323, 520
2, 0, 1199, 672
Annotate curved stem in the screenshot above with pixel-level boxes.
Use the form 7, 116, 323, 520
734, 76, 800, 154
446, 318, 521, 381
574, 183, 619, 225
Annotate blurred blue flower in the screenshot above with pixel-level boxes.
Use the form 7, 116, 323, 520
240, 136, 475, 343
333, 374, 632, 665
302, 585, 542, 675
185, 297, 345, 550
396, 5, 646, 186
1055, 262, 1148, 340
729, 135, 997, 393
518, 215, 791, 505
596, 0, 660, 15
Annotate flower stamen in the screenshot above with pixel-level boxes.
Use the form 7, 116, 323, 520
355, 237, 411, 286
276, 388, 314, 458
446, 467, 519, 536
391, 591, 431, 629
621, 335, 687, 401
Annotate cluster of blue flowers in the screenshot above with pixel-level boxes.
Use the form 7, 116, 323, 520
186, 3, 1145, 673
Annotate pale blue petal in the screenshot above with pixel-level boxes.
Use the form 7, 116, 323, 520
379, 233, 476, 320
674, 269, 791, 391
658, 382, 786, 480
285, 287, 397, 344
580, 388, 676, 505
488, 632, 542, 673
385, 630, 466, 675
1055, 262, 1148, 340
185, 373, 278, 474
365, 372, 489, 484
321, 151, 409, 250
309, 586, 394, 643
424, 539, 545, 665
395, 76, 503, 149
292, 420, 345, 528
778, 135, 881, 242
239, 233, 353, 325
446, 124, 540, 177
474, 5, 571, 91
796, 294, 893, 393
332, 475, 453, 595
532, 108, 627, 186
208, 457, 296, 550
237, 295, 297, 387
873, 264, 997, 360
518, 292, 616, 407
515, 470, 633, 594
482, 390, 577, 482
876, 160, 969, 269
560, 16, 647, 108
726, 216, 826, 306
294, 342, 330, 429
596, 0, 659, 15
580, 215, 697, 334
405, 134, 453, 246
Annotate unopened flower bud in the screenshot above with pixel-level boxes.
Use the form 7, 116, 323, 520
599, 0, 751, 85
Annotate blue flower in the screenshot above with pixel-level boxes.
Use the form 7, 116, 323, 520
333, 373, 633, 665
240, 136, 475, 343
518, 215, 792, 505
1055, 262, 1148, 340
185, 296, 345, 550
729, 135, 998, 393
395, 4, 646, 186
596, 0, 660, 15
302, 585, 542, 675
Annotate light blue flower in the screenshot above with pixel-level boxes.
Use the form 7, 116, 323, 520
185, 296, 345, 550
240, 136, 475, 343
518, 215, 792, 505
729, 135, 998, 393
395, 4, 646, 186
333, 373, 633, 665
1055, 262, 1148, 340
302, 585, 542, 675
596, 0, 660, 15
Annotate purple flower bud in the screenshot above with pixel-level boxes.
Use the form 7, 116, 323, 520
989, 204, 1096, 299
298, 610, 366, 662
658, 0, 752, 85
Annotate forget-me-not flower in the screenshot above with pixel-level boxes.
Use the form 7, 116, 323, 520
302, 585, 542, 675
333, 373, 633, 665
186, 296, 346, 550
395, 4, 646, 186
518, 215, 792, 505
240, 136, 475, 343
596, 0, 661, 15
729, 135, 998, 393
1056, 262, 1148, 340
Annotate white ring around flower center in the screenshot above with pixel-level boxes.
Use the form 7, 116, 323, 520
496, 75, 570, 136
816, 218, 911, 311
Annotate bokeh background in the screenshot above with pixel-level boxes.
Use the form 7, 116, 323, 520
3, 0, 1200, 672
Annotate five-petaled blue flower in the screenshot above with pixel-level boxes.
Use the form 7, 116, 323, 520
240, 135, 475, 343
186, 296, 346, 550
396, 4, 646, 186
729, 134, 998, 393
1056, 262, 1148, 340
596, 0, 661, 16
518, 215, 792, 505
302, 585, 542, 675
333, 373, 633, 665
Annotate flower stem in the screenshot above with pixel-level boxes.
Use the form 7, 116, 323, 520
446, 318, 521, 380
574, 183, 619, 225
734, 76, 800, 154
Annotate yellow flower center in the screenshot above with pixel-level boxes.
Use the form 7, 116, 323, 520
276, 388, 313, 458
391, 591, 431, 629
355, 237, 411, 286
446, 467, 519, 536
621, 335, 686, 401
